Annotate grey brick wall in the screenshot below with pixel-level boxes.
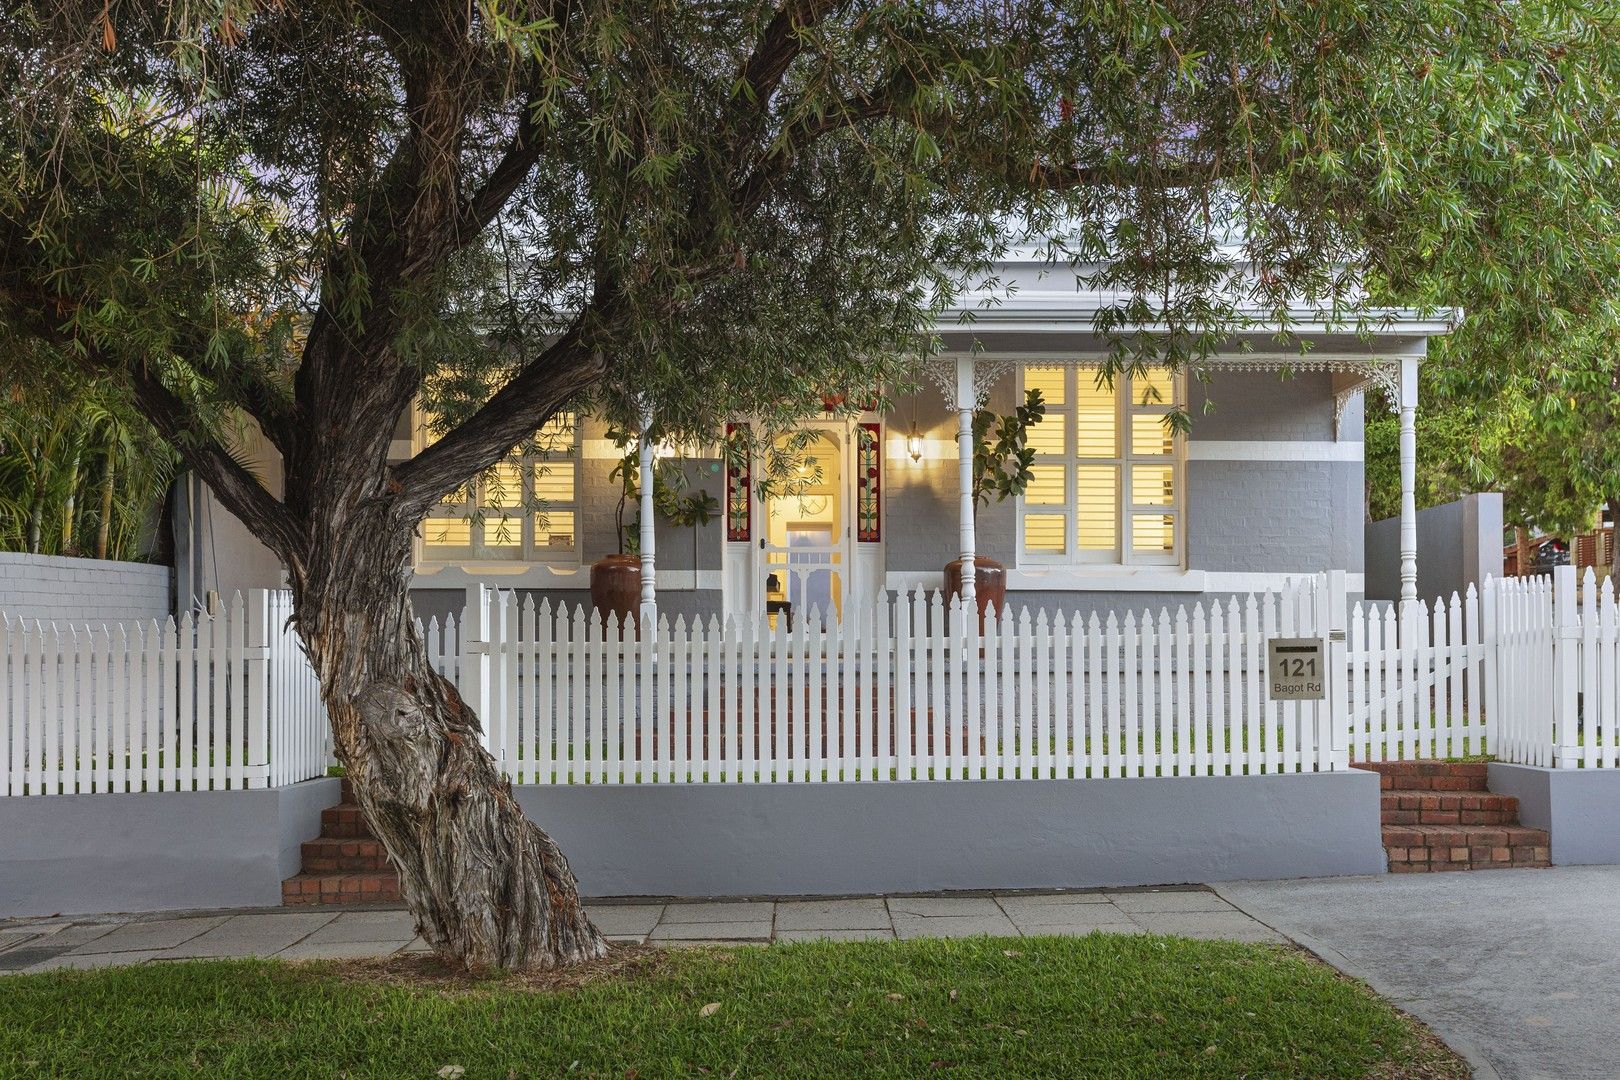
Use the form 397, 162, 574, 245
943, 589, 1366, 623
1190, 371, 1336, 440
0, 553, 172, 623
885, 386, 1016, 574
1185, 460, 1363, 574
409, 587, 724, 628
577, 418, 722, 573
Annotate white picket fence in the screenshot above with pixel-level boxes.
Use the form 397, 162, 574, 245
1557, 567, 1620, 768
441, 575, 1343, 784
0, 590, 327, 796
5, 566, 1617, 797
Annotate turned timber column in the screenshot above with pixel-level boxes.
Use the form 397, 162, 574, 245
955, 354, 978, 604
638, 401, 657, 624
1398, 356, 1419, 613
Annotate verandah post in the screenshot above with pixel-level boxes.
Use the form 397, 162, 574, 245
954, 355, 977, 604
1397, 354, 1420, 611
638, 399, 658, 624
1553, 564, 1580, 767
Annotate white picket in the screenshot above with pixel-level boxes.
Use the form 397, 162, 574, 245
1054, 611, 1073, 780
1602, 577, 1618, 770
1041, 609, 1056, 779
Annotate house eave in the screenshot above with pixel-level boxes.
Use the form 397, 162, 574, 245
935, 304, 1459, 338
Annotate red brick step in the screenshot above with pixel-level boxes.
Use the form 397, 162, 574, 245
1384, 824, 1550, 872
299, 836, 392, 873
282, 777, 403, 905
1354, 760, 1488, 792
1380, 790, 1519, 826
319, 804, 370, 838
282, 871, 402, 905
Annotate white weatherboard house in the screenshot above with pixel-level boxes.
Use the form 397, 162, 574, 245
182, 251, 1441, 626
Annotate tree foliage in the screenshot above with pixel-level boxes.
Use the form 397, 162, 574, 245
0, 363, 176, 561
971, 388, 1046, 510
1367, 359, 1617, 541
3, 0, 1620, 969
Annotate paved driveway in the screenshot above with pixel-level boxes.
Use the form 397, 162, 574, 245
1218, 866, 1620, 1080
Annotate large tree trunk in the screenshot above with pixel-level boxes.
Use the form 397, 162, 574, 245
291, 511, 605, 971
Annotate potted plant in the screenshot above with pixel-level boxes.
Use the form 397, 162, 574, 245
944, 387, 1045, 621
589, 437, 644, 628
590, 431, 719, 627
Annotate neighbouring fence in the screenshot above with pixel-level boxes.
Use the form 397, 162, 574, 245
4, 567, 1617, 796
0, 591, 327, 796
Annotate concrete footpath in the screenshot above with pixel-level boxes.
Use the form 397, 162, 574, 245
1218, 865, 1620, 1080
0, 886, 1281, 974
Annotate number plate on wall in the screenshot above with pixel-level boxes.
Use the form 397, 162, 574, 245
1267, 637, 1326, 701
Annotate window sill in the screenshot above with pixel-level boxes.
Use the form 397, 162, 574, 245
410, 564, 723, 592
412, 563, 586, 590
1006, 567, 1203, 593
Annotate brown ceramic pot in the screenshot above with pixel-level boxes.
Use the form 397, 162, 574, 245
944, 556, 1007, 629
590, 554, 642, 632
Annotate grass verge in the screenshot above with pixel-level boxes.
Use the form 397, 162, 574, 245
0, 935, 1466, 1078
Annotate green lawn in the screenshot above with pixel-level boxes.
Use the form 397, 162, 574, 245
0, 936, 1464, 1079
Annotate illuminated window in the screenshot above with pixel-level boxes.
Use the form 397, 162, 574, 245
1019, 366, 1182, 566
416, 406, 581, 565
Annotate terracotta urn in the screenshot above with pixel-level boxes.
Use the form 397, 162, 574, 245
590, 554, 642, 633
944, 556, 1008, 629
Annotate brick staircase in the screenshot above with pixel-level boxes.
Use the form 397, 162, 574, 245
281, 779, 402, 905
1356, 762, 1551, 872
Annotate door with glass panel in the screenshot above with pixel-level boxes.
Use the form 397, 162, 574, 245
759, 427, 846, 627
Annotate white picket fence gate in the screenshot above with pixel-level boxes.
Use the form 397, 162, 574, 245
1343, 568, 1615, 769
0, 590, 326, 796
3, 566, 1616, 796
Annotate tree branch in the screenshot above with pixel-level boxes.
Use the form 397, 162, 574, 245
739, 0, 846, 112
120, 363, 305, 569
1023, 152, 1278, 192
455, 81, 551, 242
731, 82, 909, 216
391, 306, 612, 515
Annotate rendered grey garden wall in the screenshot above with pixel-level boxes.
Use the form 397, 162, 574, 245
1487, 764, 1620, 866
0, 778, 336, 918
1367, 492, 1504, 603
0, 552, 172, 623
517, 771, 1385, 897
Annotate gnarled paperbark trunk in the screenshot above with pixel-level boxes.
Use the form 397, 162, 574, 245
291, 510, 605, 971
